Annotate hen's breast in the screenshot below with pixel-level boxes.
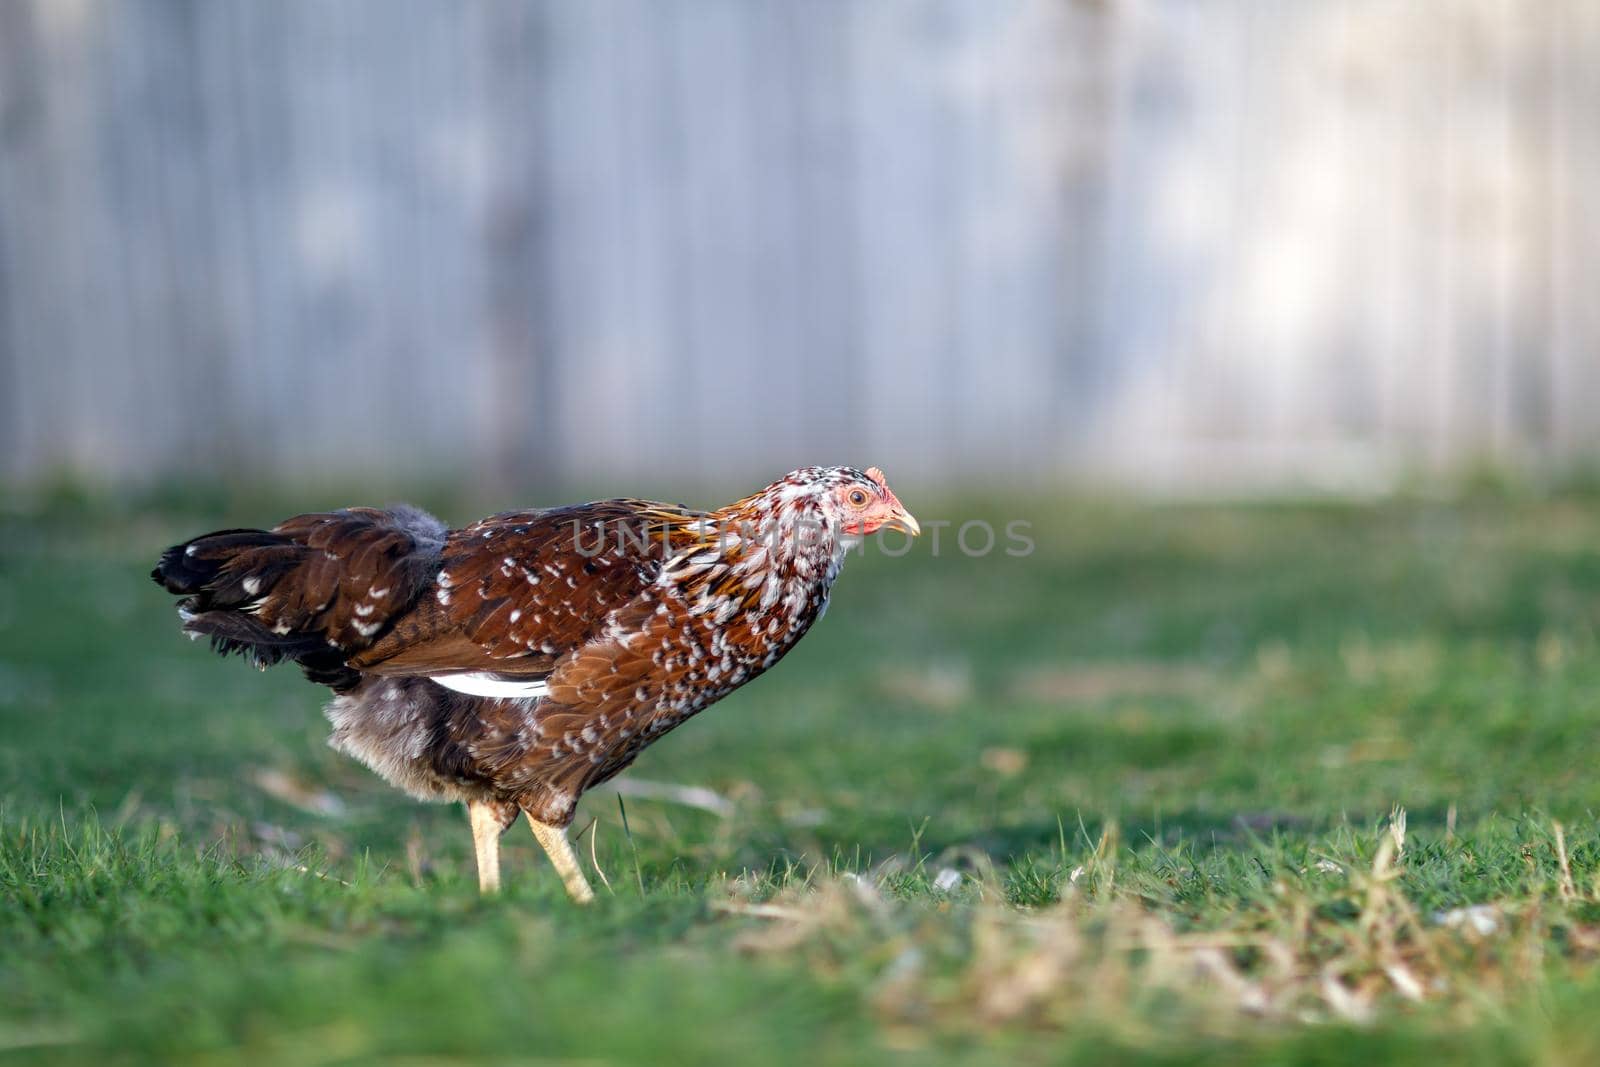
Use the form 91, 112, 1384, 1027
501, 558, 834, 819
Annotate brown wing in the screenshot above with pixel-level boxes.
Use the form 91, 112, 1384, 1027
349, 499, 699, 679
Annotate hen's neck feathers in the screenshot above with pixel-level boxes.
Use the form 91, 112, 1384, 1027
656, 484, 847, 619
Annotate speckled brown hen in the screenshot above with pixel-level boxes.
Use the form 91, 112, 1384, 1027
152, 466, 918, 900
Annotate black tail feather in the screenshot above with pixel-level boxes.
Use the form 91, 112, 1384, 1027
152, 529, 287, 598
181, 606, 362, 689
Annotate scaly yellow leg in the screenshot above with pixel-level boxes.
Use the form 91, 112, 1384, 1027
528, 818, 596, 903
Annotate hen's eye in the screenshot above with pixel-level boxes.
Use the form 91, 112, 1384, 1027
847, 489, 869, 507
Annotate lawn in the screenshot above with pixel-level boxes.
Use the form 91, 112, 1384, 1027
5, 485, 1600, 1065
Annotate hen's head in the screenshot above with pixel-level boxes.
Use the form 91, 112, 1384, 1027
763, 466, 920, 539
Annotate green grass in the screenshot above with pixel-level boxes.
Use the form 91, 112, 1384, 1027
6, 487, 1600, 1064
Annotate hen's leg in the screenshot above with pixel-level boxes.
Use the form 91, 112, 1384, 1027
528, 819, 596, 903
467, 799, 513, 894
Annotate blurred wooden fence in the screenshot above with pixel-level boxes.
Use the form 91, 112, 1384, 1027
1, 0, 1597, 492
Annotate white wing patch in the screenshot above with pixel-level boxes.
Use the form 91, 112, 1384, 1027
430, 673, 551, 699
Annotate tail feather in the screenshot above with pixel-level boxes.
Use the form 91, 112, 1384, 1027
153, 530, 286, 597
152, 507, 446, 690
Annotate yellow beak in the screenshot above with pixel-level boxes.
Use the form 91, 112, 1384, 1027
882, 508, 921, 537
